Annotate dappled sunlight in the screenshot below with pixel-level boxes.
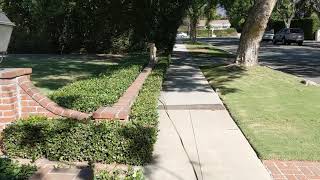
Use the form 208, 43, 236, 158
0, 54, 145, 94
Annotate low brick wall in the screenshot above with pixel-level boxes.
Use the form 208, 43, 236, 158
0, 68, 90, 129
1, 58, 155, 127
93, 64, 153, 121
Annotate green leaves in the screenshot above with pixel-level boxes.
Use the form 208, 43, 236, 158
2, 57, 169, 166
50, 56, 147, 112
0, 158, 36, 180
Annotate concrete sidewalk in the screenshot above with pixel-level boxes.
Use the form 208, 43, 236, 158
144, 43, 272, 180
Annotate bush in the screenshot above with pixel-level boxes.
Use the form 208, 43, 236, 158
2, 57, 169, 165
95, 167, 144, 180
3, 0, 188, 54
50, 56, 147, 112
0, 158, 36, 180
271, 15, 320, 40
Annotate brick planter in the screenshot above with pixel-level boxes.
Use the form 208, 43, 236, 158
93, 64, 154, 121
0, 61, 155, 126
0, 68, 90, 129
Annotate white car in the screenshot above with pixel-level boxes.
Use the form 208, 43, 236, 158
262, 30, 274, 42
176, 32, 189, 39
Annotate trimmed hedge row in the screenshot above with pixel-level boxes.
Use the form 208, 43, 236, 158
271, 15, 320, 40
95, 167, 144, 180
50, 55, 147, 112
1, 57, 169, 165
0, 158, 36, 180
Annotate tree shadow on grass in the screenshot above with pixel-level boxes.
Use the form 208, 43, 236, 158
201, 64, 247, 95
0, 54, 147, 93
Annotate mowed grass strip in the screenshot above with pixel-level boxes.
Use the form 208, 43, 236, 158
201, 64, 320, 161
184, 41, 235, 59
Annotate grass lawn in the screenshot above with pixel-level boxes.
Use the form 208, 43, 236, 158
184, 42, 235, 59
0, 54, 130, 94
201, 59, 320, 161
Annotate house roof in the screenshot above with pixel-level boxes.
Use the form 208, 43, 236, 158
210, 20, 231, 26
198, 19, 231, 27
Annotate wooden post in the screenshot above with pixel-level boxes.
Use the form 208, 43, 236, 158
149, 43, 157, 65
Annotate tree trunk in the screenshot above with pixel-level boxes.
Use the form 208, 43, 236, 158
284, 15, 294, 28
236, 0, 277, 66
190, 17, 198, 43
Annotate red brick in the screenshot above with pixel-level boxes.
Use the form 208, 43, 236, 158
0, 104, 14, 111
22, 107, 37, 113
272, 174, 287, 179
0, 117, 15, 123
299, 167, 315, 176
294, 175, 308, 180
275, 161, 297, 170
306, 175, 320, 179
287, 175, 299, 180
281, 169, 303, 175
1, 85, 16, 91
309, 167, 320, 176
1, 97, 16, 104
268, 165, 282, 175
51, 107, 64, 115
3, 111, 15, 116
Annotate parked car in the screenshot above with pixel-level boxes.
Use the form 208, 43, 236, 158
273, 28, 304, 46
176, 32, 189, 39
262, 30, 274, 41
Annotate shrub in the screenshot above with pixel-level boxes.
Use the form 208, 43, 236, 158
0, 158, 36, 180
271, 15, 320, 40
95, 167, 144, 180
3, 0, 188, 54
50, 56, 147, 112
2, 57, 169, 165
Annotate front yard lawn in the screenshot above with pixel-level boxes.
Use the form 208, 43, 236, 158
1, 54, 147, 112
0, 54, 140, 95
202, 65, 320, 161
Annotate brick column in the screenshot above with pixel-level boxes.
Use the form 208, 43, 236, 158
0, 68, 90, 130
0, 68, 32, 129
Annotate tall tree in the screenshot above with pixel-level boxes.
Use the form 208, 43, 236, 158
236, 0, 277, 66
218, 0, 255, 31
311, 0, 320, 14
188, 0, 216, 43
275, 0, 303, 28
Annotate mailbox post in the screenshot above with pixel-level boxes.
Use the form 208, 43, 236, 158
0, 12, 15, 62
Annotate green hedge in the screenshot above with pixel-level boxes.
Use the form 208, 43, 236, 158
50, 55, 147, 112
2, 57, 169, 165
95, 167, 144, 180
3, 0, 188, 54
271, 15, 320, 40
0, 158, 36, 180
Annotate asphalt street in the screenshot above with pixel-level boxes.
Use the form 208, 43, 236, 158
200, 38, 320, 84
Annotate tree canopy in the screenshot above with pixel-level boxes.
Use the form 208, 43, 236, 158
2, 0, 189, 54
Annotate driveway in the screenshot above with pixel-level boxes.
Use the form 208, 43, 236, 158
200, 38, 320, 84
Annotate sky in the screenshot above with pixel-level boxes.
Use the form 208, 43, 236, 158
217, 5, 227, 17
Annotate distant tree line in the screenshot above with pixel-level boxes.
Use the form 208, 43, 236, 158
1, 0, 189, 54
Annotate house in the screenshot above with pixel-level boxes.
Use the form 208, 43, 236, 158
198, 19, 231, 30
